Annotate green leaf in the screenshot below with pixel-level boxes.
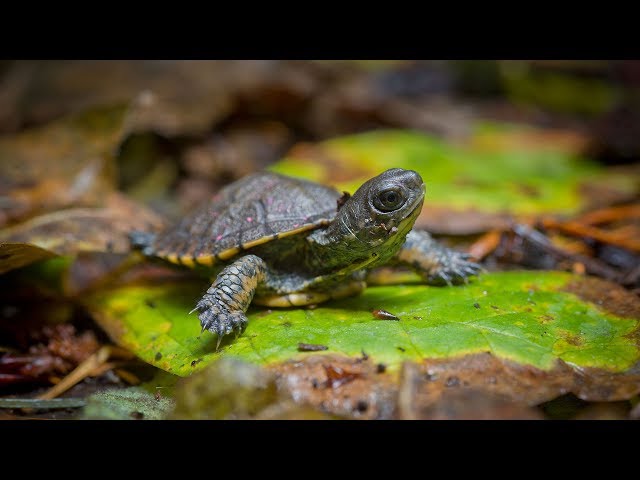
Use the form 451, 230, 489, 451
85, 271, 640, 377
499, 62, 619, 116
270, 128, 636, 231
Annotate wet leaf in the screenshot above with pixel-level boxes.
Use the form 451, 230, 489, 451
261, 352, 640, 418
395, 352, 640, 406
0, 193, 165, 274
85, 271, 640, 382
0, 105, 126, 227
170, 354, 560, 419
270, 128, 637, 234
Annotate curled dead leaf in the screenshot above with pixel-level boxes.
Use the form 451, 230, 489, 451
0, 192, 165, 275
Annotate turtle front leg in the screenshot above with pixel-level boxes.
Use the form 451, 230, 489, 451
193, 254, 267, 348
394, 230, 482, 285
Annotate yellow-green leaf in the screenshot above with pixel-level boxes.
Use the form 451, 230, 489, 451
85, 271, 640, 377
270, 128, 637, 233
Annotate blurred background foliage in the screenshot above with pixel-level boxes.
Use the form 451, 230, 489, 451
1, 60, 638, 224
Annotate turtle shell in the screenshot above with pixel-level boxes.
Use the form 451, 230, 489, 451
147, 172, 341, 267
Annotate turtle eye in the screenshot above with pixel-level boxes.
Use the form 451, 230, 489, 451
374, 188, 405, 212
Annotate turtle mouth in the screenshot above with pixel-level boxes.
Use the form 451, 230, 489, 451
409, 194, 424, 216
391, 195, 424, 236
405, 187, 425, 220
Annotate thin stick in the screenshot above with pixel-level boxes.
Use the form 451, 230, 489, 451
468, 230, 503, 261
113, 368, 141, 385
575, 204, 640, 226
0, 398, 86, 409
37, 346, 110, 400
542, 218, 640, 253
513, 224, 623, 282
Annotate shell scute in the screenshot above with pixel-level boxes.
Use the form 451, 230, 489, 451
148, 172, 340, 266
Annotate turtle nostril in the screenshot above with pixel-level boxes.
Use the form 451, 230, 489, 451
405, 170, 424, 189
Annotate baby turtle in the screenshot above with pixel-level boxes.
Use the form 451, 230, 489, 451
130, 168, 480, 348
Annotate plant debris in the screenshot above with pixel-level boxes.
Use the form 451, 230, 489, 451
297, 343, 329, 352
0, 324, 100, 387
371, 309, 400, 320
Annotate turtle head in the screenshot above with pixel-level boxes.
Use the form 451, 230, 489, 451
324, 168, 425, 267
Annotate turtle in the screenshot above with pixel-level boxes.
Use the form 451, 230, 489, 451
130, 168, 481, 348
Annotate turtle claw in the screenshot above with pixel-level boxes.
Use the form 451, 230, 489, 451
438, 271, 453, 287
196, 300, 248, 349
428, 252, 482, 286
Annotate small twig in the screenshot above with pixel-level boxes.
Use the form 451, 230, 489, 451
513, 224, 623, 282
574, 204, 640, 226
548, 234, 593, 256
108, 345, 137, 360
88, 361, 119, 378
113, 368, 141, 385
37, 346, 111, 400
609, 224, 640, 241
0, 398, 86, 409
542, 218, 640, 253
468, 230, 503, 261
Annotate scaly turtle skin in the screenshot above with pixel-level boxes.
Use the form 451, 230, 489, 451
131, 168, 481, 348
